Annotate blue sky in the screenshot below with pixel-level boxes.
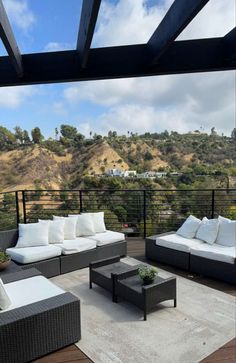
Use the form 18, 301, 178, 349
0, 0, 235, 138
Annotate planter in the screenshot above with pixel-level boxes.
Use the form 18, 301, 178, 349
142, 277, 155, 286
0, 259, 11, 271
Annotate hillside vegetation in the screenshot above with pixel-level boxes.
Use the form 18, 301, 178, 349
0, 124, 235, 191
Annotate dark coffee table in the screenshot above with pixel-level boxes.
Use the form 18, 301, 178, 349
89, 256, 140, 301
113, 271, 176, 320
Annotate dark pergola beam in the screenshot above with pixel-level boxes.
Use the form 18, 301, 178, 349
223, 27, 236, 64
148, 0, 209, 64
0, 37, 235, 87
76, 0, 101, 68
0, 0, 23, 77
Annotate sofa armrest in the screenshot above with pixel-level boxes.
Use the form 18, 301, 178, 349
1, 268, 42, 284
0, 292, 81, 363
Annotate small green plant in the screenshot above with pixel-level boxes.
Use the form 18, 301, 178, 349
0, 251, 10, 263
138, 265, 158, 285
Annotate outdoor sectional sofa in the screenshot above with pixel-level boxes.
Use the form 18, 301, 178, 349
0, 229, 127, 278
145, 232, 236, 285
0, 268, 80, 363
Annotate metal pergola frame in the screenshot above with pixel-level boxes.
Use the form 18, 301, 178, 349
0, 0, 235, 87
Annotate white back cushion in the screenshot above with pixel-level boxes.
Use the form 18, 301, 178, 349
16, 223, 49, 248
82, 212, 106, 233
69, 214, 95, 236
176, 215, 201, 238
69, 212, 106, 234
216, 216, 236, 247
0, 278, 11, 310
38, 219, 65, 244
196, 217, 219, 245
53, 216, 76, 240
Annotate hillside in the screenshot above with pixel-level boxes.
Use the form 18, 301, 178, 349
0, 125, 235, 191
0, 146, 72, 191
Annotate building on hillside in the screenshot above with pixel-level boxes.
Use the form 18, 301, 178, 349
105, 169, 123, 177
137, 171, 167, 179
123, 170, 137, 177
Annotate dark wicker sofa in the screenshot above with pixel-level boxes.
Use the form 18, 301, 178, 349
0, 229, 127, 277
0, 268, 81, 363
146, 233, 236, 285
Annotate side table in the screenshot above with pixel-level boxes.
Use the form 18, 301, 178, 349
113, 271, 176, 320
89, 256, 140, 301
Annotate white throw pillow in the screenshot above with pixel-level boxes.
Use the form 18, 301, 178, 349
82, 212, 106, 233
53, 216, 77, 240
69, 214, 95, 236
0, 278, 11, 310
16, 223, 49, 248
196, 217, 219, 245
70, 212, 106, 233
176, 215, 201, 239
216, 216, 236, 247
38, 219, 65, 244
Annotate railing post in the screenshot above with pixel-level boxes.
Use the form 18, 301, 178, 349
22, 190, 26, 223
143, 190, 146, 238
15, 191, 20, 226
211, 189, 215, 218
79, 190, 83, 213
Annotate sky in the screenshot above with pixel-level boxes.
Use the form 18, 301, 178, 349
0, 0, 235, 138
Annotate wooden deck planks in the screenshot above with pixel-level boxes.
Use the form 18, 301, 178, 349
33, 238, 236, 363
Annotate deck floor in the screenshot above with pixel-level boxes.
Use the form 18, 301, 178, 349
34, 238, 236, 363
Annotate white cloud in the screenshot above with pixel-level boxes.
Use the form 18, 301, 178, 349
43, 42, 72, 52
52, 102, 67, 116
93, 0, 173, 47
63, 0, 235, 136
0, 86, 34, 108
3, 0, 35, 32
178, 0, 235, 39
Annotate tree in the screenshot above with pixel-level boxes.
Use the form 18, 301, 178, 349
60, 124, 77, 139
31, 127, 44, 144
0, 126, 16, 150
210, 127, 217, 136
144, 151, 153, 161
14, 126, 24, 144
231, 128, 236, 141
55, 127, 59, 140
23, 130, 31, 143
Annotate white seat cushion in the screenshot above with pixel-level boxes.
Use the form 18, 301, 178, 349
55, 238, 96, 255
1, 276, 64, 312
156, 233, 204, 253
190, 243, 236, 264
87, 230, 125, 246
6, 245, 61, 264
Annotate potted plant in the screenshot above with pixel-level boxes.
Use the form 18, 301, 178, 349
0, 250, 11, 271
138, 265, 158, 285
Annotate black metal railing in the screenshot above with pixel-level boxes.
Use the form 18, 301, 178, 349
0, 191, 19, 231
0, 188, 235, 236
